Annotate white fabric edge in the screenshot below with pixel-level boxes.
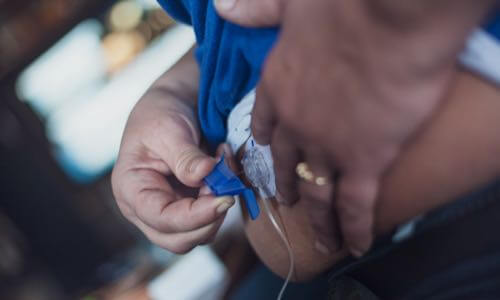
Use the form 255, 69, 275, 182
459, 29, 500, 86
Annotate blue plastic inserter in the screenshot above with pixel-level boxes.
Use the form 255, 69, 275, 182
203, 157, 260, 220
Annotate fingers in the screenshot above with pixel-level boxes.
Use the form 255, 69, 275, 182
133, 214, 226, 254
115, 147, 235, 254
251, 82, 276, 145
136, 188, 235, 233
336, 173, 378, 257
213, 0, 284, 27
118, 164, 234, 233
271, 126, 301, 205
135, 143, 236, 234
298, 151, 341, 254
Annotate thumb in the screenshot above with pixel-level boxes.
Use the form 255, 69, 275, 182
214, 0, 284, 27
169, 142, 216, 188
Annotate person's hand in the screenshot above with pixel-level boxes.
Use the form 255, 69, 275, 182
214, 0, 284, 26
216, 0, 494, 256
111, 92, 235, 254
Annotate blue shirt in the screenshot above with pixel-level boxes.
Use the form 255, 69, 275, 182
157, 0, 277, 148
158, 1, 500, 148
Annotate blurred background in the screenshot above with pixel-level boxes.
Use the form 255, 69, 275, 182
0, 0, 260, 299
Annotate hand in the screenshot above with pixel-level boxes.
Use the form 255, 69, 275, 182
216, 0, 493, 256
214, 0, 284, 27
111, 92, 234, 254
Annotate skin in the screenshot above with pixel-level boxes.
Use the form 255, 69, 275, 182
234, 71, 500, 281
214, 0, 499, 256
112, 0, 499, 264
111, 48, 235, 254
112, 47, 500, 282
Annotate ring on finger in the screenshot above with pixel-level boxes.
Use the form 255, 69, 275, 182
296, 162, 329, 186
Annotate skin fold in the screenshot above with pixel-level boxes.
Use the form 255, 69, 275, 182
228, 72, 500, 281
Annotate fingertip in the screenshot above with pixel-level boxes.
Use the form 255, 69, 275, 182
214, 196, 236, 215
193, 156, 217, 180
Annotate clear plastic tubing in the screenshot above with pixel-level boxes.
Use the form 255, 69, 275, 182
260, 186, 295, 300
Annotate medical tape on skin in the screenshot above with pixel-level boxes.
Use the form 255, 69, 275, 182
241, 137, 276, 198
241, 139, 294, 300
227, 90, 294, 300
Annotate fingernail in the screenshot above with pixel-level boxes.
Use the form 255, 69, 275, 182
350, 246, 365, 258
215, 196, 235, 214
214, 0, 236, 11
315, 240, 331, 255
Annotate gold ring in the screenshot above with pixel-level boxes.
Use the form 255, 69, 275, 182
296, 162, 329, 186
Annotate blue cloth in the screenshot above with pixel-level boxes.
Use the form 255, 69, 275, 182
157, 0, 277, 148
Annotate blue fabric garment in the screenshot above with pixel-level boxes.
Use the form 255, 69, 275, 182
157, 0, 278, 148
